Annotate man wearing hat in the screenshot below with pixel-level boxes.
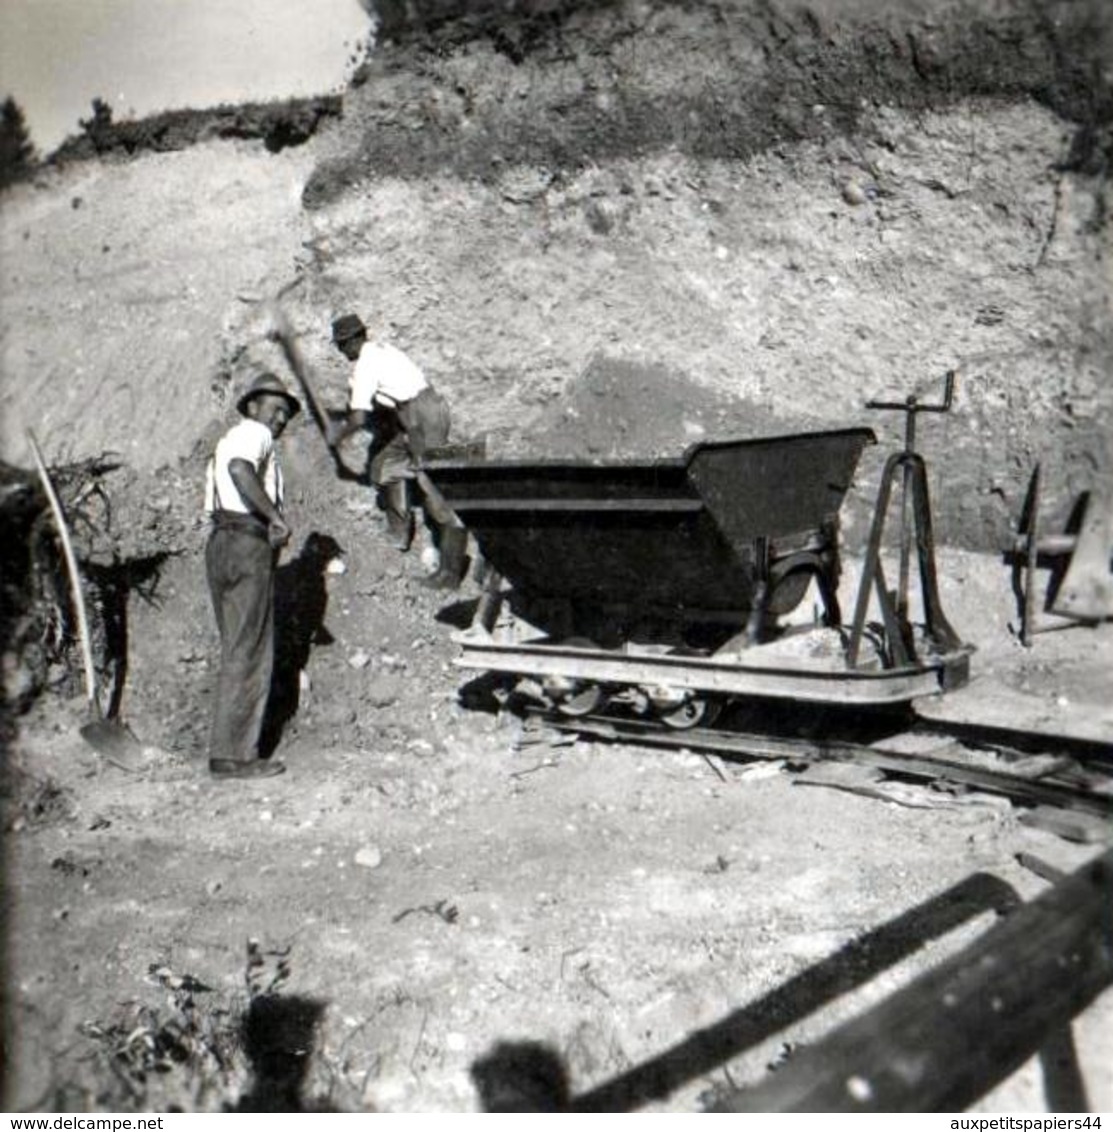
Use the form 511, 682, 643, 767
328, 313, 467, 590
202, 372, 300, 779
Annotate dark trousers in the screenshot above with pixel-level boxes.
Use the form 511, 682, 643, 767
206, 522, 276, 764
369, 386, 455, 525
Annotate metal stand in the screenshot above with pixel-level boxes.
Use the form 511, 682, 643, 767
847, 373, 963, 669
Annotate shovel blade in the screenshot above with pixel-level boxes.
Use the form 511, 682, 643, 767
80, 718, 147, 768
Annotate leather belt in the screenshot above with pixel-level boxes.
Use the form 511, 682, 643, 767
209, 510, 269, 539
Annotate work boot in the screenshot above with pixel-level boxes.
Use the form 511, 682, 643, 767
385, 508, 414, 551
420, 525, 468, 591
382, 482, 413, 552
209, 758, 286, 780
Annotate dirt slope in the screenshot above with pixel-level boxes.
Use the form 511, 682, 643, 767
2, 0, 1111, 546
0, 143, 318, 473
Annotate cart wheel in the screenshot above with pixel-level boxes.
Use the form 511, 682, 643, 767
555, 683, 604, 717
548, 638, 604, 717
660, 696, 722, 730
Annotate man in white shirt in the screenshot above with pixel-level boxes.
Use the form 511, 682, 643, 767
203, 372, 300, 779
327, 313, 468, 590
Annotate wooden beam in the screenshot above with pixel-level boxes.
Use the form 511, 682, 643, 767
708, 848, 1113, 1112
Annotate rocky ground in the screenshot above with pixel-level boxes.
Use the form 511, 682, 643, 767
2, 0, 1112, 1114
4, 536, 1113, 1113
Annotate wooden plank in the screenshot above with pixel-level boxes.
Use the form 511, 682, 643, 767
1018, 805, 1113, 844
708, 848, 1113, 1112
1051, 490, 1113, 621
1015, 852, 1067, 883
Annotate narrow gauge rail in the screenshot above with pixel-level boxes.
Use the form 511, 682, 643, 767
524, 710, 1113, 818
426, 381, 1109, 810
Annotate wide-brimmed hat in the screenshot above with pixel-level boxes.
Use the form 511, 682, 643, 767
236, 372, 301, 418
332, 313, 367, 345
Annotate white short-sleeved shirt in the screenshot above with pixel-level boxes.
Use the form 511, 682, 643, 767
348, 341, 428, 411
204, 418, 283, 515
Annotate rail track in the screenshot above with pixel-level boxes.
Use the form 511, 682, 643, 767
520, 706, 1113, 820
426, 379, 1112, 829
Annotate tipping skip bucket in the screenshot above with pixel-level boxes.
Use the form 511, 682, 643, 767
423, 428, 875, 628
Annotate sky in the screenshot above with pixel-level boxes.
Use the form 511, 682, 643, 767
0, 0, 374, 154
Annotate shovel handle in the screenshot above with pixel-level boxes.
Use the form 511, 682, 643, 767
27, 429, 100, 715
268, 305, 335, 447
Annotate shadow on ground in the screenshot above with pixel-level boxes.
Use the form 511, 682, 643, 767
469, 870, 1089, 1112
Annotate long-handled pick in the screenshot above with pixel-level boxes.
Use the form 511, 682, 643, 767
265, 303, 349, 476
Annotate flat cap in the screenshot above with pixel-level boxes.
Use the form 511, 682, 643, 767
331, 313, 367, 344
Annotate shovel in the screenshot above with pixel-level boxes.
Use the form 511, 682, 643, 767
265, 303, 348, 475
27, 430, 148, 767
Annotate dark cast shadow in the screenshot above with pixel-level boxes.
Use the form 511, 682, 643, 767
237, 993, 328, 1112
471, 1040, 571, 1112
467, 872, 1023, 1112
85, 552, 170, 719
570, 871, 1021, 1111
261, 532, 341, 756
434, 596, 480, 630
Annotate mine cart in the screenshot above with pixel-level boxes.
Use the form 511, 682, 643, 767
426, 429, 873, 630
423, 416, 972, 721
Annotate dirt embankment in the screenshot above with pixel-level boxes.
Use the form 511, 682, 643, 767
3, 0, 1111, 547
300, 0, 1113, 548
311, 0, 1113, 194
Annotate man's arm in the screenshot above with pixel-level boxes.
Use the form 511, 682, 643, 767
228, 458, 290, 548
326, 408, 372, 448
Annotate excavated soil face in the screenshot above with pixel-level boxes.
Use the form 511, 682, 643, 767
2, 0, 1112, 1115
